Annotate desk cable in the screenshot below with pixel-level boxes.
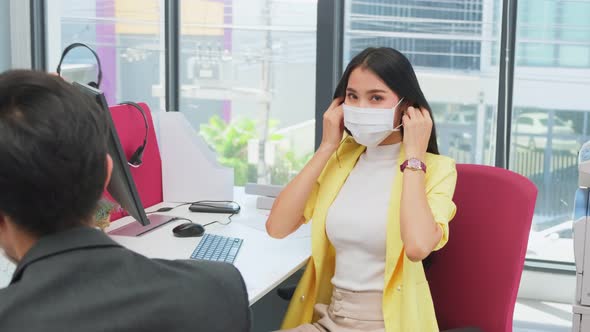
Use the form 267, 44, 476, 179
148, 201, 240, 228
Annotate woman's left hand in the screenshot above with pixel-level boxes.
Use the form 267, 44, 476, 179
402, 106, 432, 160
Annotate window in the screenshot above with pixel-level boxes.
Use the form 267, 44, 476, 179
45, 0, 166, 107
0, 1, 10, 71
344, 0, 501, 165
511, 0, 590, 264
40, 0, 586, 268
178, 0, 317, 186
345, 0, 485, 71
44, 0, 317, 187
517, 117, 534, 126
517, 0, 590, 68
343, 0, 584, 265
516, 0, 556, 67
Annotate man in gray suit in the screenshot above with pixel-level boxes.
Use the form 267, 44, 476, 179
0, 70, 251, 331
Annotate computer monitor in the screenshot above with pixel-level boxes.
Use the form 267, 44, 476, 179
60, 64, 97, 86
72, 82, 172, 236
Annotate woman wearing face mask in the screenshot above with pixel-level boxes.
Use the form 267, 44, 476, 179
266, 47, 457, 332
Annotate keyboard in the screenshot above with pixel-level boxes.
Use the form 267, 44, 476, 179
0, 253, 16, 288
190, 234, 243, 264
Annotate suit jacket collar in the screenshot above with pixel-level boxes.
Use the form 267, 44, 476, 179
11, 226, 121, 283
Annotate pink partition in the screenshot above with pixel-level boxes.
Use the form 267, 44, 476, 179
106, 102, 163, 221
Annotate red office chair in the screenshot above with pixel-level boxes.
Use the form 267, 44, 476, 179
105, 102, 163, 221
426, 164, 538, 332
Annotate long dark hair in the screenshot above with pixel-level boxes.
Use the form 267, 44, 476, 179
334, 47, 439, 155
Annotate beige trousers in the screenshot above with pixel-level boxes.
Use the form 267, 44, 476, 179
279, 287, 385, 332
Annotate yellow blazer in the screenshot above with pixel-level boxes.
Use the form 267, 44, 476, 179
281, 136, 457, 331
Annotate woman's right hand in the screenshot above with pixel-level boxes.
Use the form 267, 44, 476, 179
320, 97, 345, 152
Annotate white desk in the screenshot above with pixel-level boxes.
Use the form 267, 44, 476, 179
106, 188, 311, 305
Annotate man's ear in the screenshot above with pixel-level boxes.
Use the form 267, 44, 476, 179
0, 212, 11, 252
104, 154, 113, 192
0, 212, 6, 230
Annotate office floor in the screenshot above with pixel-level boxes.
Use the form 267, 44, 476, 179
514, 299, 572, 332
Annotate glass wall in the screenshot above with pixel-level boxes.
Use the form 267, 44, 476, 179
0, 1, 11, 71
45, 0, 166, 107
42, 0, 587, 264
45, 0, 317, 187
178, 0, 317, 186
510, 0, 590, 263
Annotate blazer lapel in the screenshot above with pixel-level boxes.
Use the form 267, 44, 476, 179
384, 144, 407, 285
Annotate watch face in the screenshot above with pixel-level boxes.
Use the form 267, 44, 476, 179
408, 158, 422, 169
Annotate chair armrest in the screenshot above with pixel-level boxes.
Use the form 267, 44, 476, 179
277, 284, 297, 301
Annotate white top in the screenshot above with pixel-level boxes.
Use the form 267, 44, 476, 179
326, 143, 401, 291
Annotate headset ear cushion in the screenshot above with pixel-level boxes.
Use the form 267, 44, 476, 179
128, 145, 145, 167
88, 81, 98, 89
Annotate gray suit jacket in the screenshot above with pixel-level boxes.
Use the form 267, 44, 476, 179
0, 226, 251, 332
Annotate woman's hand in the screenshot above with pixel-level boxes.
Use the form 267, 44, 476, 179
402, 106, 432, 160
320, 97, 345, 153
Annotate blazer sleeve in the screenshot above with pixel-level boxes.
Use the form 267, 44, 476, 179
427, 158, 458, 251
201, 261, 252, 331
302, 181, 319, 223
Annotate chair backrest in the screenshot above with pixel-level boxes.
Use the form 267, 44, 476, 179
426, 164, 537, 332
106, 102, 163, 221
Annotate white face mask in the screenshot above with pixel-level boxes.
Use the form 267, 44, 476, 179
343, 97, 404, 147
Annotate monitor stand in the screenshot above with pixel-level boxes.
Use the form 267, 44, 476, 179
107, 214, 175, 237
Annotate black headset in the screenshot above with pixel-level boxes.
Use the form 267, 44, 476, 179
56, 42, 103, 89
56, 43, 148, 167
118, 101, 149, 168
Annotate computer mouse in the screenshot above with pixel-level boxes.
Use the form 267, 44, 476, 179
172, 222, 205, 238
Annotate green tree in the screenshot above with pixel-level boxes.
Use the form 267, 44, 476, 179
271, 150, 313, 184
200, 115, 288, 185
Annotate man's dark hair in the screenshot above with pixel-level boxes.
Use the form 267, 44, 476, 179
0, 70, 109, 236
